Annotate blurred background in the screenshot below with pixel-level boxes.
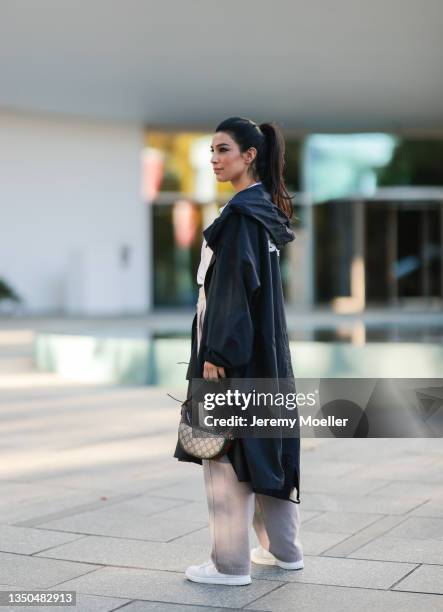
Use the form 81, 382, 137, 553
1, 0, 443, 385
1, 6, 442, 605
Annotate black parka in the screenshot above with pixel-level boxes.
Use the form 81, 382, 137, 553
173, 183, 300, 504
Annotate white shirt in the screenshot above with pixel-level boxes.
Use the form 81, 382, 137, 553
196, 182, 262, 286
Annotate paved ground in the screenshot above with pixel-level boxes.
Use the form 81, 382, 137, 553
0, 328, 442, 611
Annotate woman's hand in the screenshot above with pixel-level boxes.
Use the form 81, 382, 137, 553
203, 361, 226, 381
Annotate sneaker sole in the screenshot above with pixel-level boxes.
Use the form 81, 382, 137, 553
185, 571, 251, 586
251, 551, 304, 571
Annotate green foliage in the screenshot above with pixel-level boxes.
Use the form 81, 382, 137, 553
0, 278, 21, 303
377, 140, 443, 186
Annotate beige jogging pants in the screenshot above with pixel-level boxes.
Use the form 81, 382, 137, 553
196, 284, 303, 576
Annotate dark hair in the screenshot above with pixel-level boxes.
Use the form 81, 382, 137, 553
215, 116, 294, 219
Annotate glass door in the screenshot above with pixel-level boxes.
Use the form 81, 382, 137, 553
365, 202, 442, 306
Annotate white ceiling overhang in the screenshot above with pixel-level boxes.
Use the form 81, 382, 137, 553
1, 0, 442, 131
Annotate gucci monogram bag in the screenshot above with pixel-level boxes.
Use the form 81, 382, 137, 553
177, 397, 233, 460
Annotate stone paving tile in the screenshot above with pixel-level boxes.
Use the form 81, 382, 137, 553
410, 500, 443, 519
153, 516, 300, 554
386, 439, 443, 457
38, 526, 348, 572
2, 375, 442, 612
36, 508, 207, 542
14, 498, 144, 529
300, 476, 392, 496
321, 515, 410, 558
143, 501, 209, 524
0, 573, 238, 612
346, 455, 443, 483
28, 468, 183, 498
301, 492, 427, 515
51, 567, 284, 608
147, 478, 207, 502
299, 511, 383, 534
387, 517, 443, 540
392, 564, 443, 595
149, 501, 321, 528
0, 552, 99, 589
298, 510, 324, 524
0, 482, 78, 504
297, 531, 350, 556
0, 524, 84, 555
0, 487, 115, 524
350, 536, 443, 565
301, 439, 443, 462
300, 461, 364, 478
36, 534, 210, 572
0, 589, 129, 612
159, 526, 210, 546
244, 582, 443, 612
107, 602, 262, 611
369, 481, 443, 500
87, 495, 186, 519
250, 555, 418, 589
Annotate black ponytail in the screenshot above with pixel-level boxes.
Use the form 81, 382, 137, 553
215, 117, 294, 219
258, 122, 294, 219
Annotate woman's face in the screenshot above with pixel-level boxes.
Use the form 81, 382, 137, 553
210, 131, 256, 183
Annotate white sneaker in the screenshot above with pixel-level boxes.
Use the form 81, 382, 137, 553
251, 545, 304, 570
185, 560, 251, 585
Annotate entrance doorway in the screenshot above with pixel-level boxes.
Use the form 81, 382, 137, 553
365, 202, 442, 306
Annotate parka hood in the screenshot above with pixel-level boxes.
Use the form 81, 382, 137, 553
203, 183, 295, 250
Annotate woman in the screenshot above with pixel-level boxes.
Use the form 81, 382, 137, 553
174, 117, 303, 586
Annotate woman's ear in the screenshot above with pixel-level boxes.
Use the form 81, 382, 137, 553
243, 147, 257, 166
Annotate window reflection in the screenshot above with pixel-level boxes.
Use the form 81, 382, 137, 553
147, 132, 302, 308
153, 201, 201, 307
146, 130, 443, 313
307, 136, 443, 308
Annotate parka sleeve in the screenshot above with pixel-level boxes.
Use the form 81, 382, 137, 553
203, 213, 261, 369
